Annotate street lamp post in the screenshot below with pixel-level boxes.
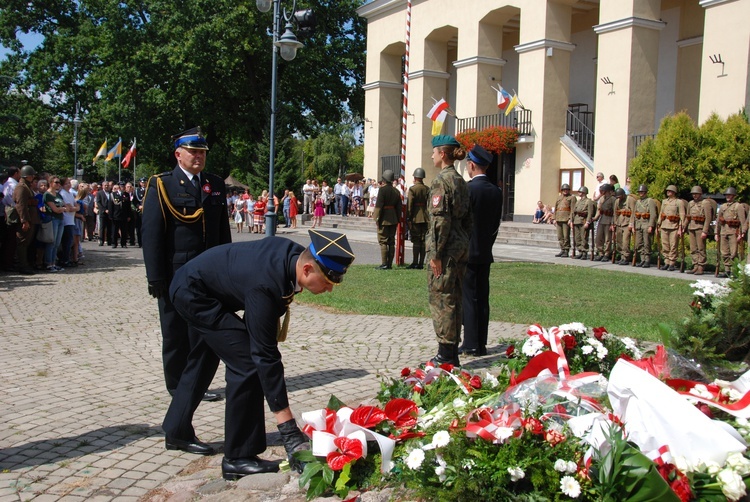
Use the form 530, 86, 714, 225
257, 0, 304, 236
72, 102, 82, 179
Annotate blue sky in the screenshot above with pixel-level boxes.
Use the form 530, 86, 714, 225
0, 32, 44, 59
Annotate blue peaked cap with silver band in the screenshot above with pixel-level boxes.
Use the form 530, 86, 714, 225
172, 126, 209, 151
307, 230, 355, 283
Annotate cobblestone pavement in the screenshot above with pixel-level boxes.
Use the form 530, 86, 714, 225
0, 226, 708, 502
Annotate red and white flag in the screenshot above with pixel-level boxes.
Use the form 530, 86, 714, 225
121, 139, 137, 168
426, 98, 449, 121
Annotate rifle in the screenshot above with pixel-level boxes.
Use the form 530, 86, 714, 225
656, 228, 662, 269
571, 222, 576, 258
591, 221, 596, 261
612, 227, 617, 264
679, 225, 686, 273
631, 230, 638, 266
715, 234, 721, 277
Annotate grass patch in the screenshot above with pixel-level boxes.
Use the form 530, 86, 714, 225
297, 262, 696, 342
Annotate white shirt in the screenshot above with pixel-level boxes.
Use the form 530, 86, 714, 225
60, 188, 76, 225
2, 177, 18, 207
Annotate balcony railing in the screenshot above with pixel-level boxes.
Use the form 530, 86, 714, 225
632, 133, 655, 157
455, 109, 533, 136
566, 110, 595, 159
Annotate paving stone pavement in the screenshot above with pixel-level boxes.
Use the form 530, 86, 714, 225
0, 226, 709, 502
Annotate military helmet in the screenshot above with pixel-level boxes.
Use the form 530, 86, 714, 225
690, 185, 703, 195
20, 165, 36, 177
382, 170, 394, 183
615, 188, 626, 197
413, 168, 426, 179
724, 187, 737, 196
560, 183, 571, 190
637, 184, 648, 193
577, 186, 588, 194
599, 183, 612, 193
666, 185, 678, 193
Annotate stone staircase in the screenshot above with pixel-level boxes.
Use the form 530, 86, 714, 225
294, 214, 559, 249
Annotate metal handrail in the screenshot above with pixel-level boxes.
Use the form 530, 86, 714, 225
455, 109, 533, 136
632, 133, 655, 157
566, 110, 594, 158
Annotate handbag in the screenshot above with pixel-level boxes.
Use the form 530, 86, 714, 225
37, 221, 54, 244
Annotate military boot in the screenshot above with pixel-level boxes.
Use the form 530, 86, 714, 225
693, 266, 704, 276
686, 267, 696, 274
431, 343, 460, 367
554, 251, 566, 257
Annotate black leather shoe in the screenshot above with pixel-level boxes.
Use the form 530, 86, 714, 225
554, 251, 565, 257
222, 456, 280, 480
165, 436, 215, 455
459, 346, 487, 356
202, 391, 223, 402
667, 265, 676, 272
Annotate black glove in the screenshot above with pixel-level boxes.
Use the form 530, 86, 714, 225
147, 280, 169, 299
278, 419, 310, 473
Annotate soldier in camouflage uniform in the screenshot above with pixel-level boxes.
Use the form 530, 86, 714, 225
685, 186, 713, 275
716, 187, 747, 278
613, 188, 635, 265
629, 184, 659, 268
426, 135, 472, 366
407, 167, 429, 269
572, 186, 595, 259
593, 183, 615, 261
658, 185, 686, 271
554, 184, 576, 257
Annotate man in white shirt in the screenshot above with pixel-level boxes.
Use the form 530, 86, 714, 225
593, 172, 606, 203
1, 166, 20, 271
302, 179, 315, 214
334, 177, 346, 215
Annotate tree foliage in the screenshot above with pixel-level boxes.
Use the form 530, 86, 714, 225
629, 111, 750, 199
0, 0, 365, 191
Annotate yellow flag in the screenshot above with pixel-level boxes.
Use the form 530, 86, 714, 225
504, 95, 519, 117
431, 119, 445, 136
93, 140, 107, 162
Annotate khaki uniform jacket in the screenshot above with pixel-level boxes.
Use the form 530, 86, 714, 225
631, 198, 659, 228
572, 197, 595, 224
374, 183, 401, 227
659, 197, 686, 230
717, 201, 747, 237
614, 196, 636, 227
687, 198, 712, 234
407, 182, 429, 224
594, 195, 615, 224
13, 179, 40, 225
554, 194, 576, 223
427, 166, 472, 261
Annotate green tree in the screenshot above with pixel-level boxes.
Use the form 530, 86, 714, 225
303, 129, 354, 183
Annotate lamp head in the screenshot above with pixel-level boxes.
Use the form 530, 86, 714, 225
256, 0, 272, 12
275, 22, 304, 61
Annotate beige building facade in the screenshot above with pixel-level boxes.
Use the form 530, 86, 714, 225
357, 0, 750, 220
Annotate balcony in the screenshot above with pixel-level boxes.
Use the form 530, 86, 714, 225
455, 109, 533, 137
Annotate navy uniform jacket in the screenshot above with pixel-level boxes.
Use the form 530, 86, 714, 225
169, 238, 303, 412
467, 175, 502, 264
110, 191, 132, 221
142, 166, 231, 283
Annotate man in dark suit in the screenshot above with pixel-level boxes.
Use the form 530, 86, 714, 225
162, 230, 355, 480
94, 181, 113, 246
141, 126, 232, 404
110, 182, 131, 248
460, 144, 502, 357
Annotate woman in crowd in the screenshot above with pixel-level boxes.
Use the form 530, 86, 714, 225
234, 195, 246, 233
311, 194, 325, 228
43, 177, 67, 272
533, 201, 545, 223
72, 186, 89, 265
288, 191, 299, 228
253, 190, 268, 233
351, 181, 363, 216
367, 179, 378, 218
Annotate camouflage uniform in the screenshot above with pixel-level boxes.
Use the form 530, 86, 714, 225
614, 194, 636, 263
686, 192, 713, 274
407, 180, 429, 268
717, 199, 747, 274
630, 194, 658, 267
572, 193, 595, 258
427, 166, 472, 346
594, 193, 615, 260
659, 195, 686, 269
554, 191, 576, 256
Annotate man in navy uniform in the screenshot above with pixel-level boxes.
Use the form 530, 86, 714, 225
142, 126, 231, 402
162, 230, 355, 480
459, 145, 502, 357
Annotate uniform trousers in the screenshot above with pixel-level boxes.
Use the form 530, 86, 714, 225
720, 230, 741, 270
687, 228, 707, 268
462, 263, 490, 351
15, 224, 35, 270
163, 294, 266, 459
660, 227, 679, 265
595, 222, 613, 257
573, 224, 590, 255
556, 220, 571, 252
158, 294, 193, 393
429, 256, 467, 345
2, 221, 19, 269
410, 222, 427, 266
615, 225, 632, 260
377, 225, 397, 266
633, 224, 652, 264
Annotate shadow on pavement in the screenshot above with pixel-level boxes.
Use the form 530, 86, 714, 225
285, 368, 368, 392
0, 423, 162, 470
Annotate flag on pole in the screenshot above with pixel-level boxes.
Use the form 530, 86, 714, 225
121, 138, 137, 168
105, 138, 122, 162
497, 86, 512, 110
93, 140, 107, 163
504, 94, 520, 117
426, 98, 450, 136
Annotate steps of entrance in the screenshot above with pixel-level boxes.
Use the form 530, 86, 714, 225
297, 214, 376, 232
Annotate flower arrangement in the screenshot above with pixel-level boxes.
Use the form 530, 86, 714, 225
294, 323, 750, 501
455, 126, 518, 154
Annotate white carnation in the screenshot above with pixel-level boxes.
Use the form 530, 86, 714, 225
431, 430, 450, 448
484, 372, 499, 388
507, 466, 525, 482
554, 459, 568, 472
581, 345, 594, 355
405, 448, 425, 470
559, 322, 586, 333
522, 336, 546, 357
689, 384, 714, 400
560, 475, 581, 498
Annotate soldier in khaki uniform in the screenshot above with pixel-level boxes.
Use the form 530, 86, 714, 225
630, 184, 659, 268
407, 168, 429, 269
685, 186, 713, 275
658, 185, 686, 271
593, 183, 615, 261
554, 184, 576, 257
427, 135, 472, 366
716, 187, 747, 278
374, 169, 402, 270
613, 188, 635, 265
572, 186, 595, 260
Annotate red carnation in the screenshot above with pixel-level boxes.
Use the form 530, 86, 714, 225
523, 417, 544, 435
562, 334, 577, 350
593, 327, 608, 341
401, 367, 411, 377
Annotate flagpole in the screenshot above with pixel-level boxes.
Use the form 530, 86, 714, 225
396, 0, 412, 266
118, 137, 122, 183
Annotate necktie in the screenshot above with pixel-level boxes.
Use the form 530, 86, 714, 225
192, 176, 200, 190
